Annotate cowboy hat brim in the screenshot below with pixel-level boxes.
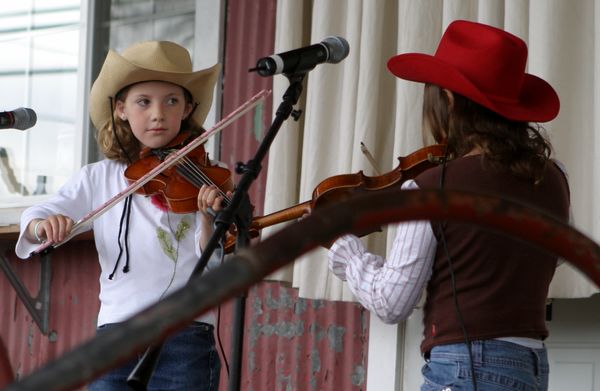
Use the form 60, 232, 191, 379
89, 49, 221, 131
387, 53, 559, 122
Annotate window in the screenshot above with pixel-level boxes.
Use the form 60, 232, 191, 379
0, 0, 223, 228
0, 1, 82, 219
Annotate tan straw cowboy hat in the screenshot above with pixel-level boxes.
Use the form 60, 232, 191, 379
89, 40, 221, 130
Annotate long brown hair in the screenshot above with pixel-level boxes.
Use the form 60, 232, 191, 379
96, 84, 201, 164
422, 84, 552, 183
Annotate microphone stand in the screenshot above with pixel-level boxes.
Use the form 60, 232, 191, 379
126, 71, 307, 391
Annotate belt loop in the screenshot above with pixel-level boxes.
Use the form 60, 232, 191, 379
470, 340, 483, 365
531, 349, 543, 377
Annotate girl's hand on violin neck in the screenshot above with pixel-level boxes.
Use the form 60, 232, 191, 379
197, 185, 230, 219
28, 215, 74, 244
197, 185, 232, 250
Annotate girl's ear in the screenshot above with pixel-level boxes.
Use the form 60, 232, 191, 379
115, 101, 126, 121
182, 102, 193, 120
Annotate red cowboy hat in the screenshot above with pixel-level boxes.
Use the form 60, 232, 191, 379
387, 20, 559, 122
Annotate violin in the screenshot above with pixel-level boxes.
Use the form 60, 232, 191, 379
124, 130, 234, 213
223, 144, 447, 251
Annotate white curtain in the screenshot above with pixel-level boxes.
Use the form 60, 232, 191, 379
262, 0, 600, 300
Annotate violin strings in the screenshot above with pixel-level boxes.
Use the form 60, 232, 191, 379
179, 156, 223, 194
176, 157, 232, 206
177, 157, 218, 190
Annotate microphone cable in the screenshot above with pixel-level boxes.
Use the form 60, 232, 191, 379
437, 146, 478, 390
214, 240, 230, 377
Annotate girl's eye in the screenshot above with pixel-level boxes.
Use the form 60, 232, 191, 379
166, 97, 179, 105
136, 98, 150, 107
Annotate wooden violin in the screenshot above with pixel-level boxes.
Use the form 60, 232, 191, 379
124, 130, 234, 213
223, 144, 447, 252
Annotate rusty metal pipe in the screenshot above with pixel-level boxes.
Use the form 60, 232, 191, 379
5, 188, 600, 391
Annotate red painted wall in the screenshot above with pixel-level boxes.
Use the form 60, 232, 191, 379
0, 240, 99, 389
220, 0, 276, 217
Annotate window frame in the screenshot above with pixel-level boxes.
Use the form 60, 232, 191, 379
0, 0, 225, 232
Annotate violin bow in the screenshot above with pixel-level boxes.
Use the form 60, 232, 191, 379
31, 89, 271, 256
360, 142, 381, 175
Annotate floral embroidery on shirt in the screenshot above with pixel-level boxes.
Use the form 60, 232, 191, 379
157, 217, 191, 261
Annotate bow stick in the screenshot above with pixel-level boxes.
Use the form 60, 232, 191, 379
31, 89, 271, 256
360, 142, 381, 175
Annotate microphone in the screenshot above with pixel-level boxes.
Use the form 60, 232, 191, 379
0, 108, 37, 130
250, 36, 349, 76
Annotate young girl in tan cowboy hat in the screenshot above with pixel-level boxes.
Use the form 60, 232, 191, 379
328, 20, 570, 390
16, 40, 226, 390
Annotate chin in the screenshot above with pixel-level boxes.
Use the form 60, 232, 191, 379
144, 134, 175, 149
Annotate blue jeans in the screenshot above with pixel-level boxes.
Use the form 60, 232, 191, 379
421, 339, 549, 391
88, 322, 220, 391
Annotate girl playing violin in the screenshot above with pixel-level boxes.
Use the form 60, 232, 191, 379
16, 41, 226, 390
328, 20, 570, 391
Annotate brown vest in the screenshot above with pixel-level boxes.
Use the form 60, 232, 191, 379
414, 155, 570, 353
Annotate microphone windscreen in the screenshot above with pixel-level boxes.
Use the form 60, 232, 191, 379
322, 36, 350, 63
13, 108, 37, 130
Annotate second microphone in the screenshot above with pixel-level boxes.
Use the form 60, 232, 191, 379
251, 36, 350, 77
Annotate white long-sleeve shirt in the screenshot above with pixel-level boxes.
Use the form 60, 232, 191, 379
16, 159, 220, 326
327, 180, 437, 323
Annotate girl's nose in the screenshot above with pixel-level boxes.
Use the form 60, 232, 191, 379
150, 104, 165, 122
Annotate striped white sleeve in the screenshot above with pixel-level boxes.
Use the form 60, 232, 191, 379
327, 179, 437, 323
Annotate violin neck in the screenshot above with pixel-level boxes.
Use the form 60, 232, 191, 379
252, 201, 312, 231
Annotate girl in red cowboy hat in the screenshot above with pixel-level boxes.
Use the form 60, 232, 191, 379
328, 20, 569, 390
16, 41, 227, 390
